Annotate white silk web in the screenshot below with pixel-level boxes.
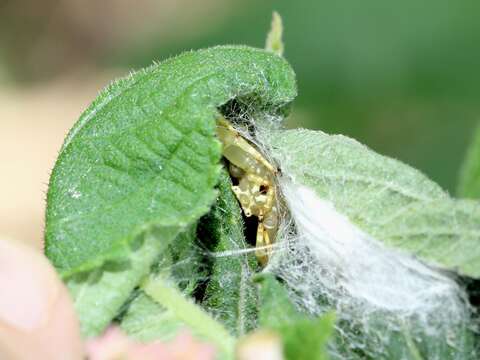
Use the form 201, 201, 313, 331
216, 105, 476, 358
251, 113, 476, 359
267, 180, 475, 359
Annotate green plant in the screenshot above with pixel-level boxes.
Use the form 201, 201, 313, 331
44, 14, 480, 359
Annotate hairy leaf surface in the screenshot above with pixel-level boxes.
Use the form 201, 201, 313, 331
44, 46, 296, 337
266, 129, 480, 277
200, 171, 258, 336
45, 46, 296, 277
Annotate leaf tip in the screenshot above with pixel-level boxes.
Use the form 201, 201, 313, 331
265, 11, 285, 57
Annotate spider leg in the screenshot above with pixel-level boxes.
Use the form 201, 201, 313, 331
255, 221, 270, 266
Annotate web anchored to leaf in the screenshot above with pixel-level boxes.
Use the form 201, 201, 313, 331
252, 123, 479, 359
43, 12, 480, 360
183, 91, 480, 358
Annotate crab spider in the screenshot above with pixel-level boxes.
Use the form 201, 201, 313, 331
216, 117, 279, 265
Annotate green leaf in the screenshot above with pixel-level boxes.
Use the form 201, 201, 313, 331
120, 225, 205, 341
44, 46, 296, 336
266, 128, 480, 278
280, 315, 335, 360
346, 312, 476, 360
142, 274, 236, 358
257, 274, 335, 360
265, 12, 284, 56
200, 170, 258, 336
45, 46, 297, 277
377, 198, 480, 277
67, 228, 176, 337
69, 221, 201, 337
120, 291, 187, 342
121, 171, 258, 351
257, 274, 301, 328
458, 124, 480, 198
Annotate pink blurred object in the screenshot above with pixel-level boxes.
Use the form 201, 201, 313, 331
86, 327, 215, 360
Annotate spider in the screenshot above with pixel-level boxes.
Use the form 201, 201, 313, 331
216, 117, 278, 265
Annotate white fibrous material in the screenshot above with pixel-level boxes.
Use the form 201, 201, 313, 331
269, 179, 473, 359
280, 182, 461, 312
222, 109, 476, 358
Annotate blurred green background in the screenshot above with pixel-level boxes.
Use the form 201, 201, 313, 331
1, 0, 479, 245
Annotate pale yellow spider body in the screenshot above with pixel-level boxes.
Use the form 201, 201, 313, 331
216, 117, 278, 265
